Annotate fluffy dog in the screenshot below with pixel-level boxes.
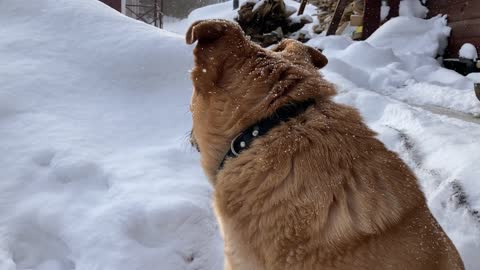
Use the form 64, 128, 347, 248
186, 19, 464, 270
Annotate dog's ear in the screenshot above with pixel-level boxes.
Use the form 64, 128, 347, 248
306, 46, 328, 69
186, 19, 243, 45
273, 39, 328, 69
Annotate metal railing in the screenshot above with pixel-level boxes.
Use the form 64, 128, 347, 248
125, 0, 164, 28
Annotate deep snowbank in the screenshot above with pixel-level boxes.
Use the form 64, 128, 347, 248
308, 16, 480, 116
0, 0, 222, 269
164, 0, 318, 35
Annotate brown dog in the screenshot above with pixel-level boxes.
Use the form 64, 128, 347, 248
186, 19, 464, 270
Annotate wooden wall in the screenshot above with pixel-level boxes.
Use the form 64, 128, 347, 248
427, 0, 480, 57
99, 0, 122, 12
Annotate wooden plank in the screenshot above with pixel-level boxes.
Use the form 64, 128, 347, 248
425, 0, 480, 58
428, 2, 464, 18
428, 0, 466, 8
362, 0, 381, 39
428, 1, 480, 23
298, 0, 308, 15
326, 0, 350, 36
449, 18, 480, 39
447, 37, 480, 57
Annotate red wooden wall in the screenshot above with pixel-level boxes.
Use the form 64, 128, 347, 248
99, 0, 122, 12
427, 0, 480, 57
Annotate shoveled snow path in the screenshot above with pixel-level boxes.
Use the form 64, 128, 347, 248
366, 89, 480, 125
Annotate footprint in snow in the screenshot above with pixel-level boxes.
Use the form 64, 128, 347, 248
31, 149, 56, 167
124, 200, 218, 267
10, 224, 75, 270
48, 157, 110, 190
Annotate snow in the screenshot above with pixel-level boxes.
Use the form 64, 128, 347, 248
467, 73, 480, 83
367, 16, 450, 58
307, 15, 479, 116
399, 0, 429, 18
460, 43, 479, 61
2, 0, 480, 270
165, 0, 319, 36
381, 2, 391, 21
252, 0, 265, 12
289, 14, 313, 24
0, 0, 222, 269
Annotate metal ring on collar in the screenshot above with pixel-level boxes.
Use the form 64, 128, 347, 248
230, 133, 242, 157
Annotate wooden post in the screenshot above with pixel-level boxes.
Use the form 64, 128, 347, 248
160, 0, 164, 28
326, 0, 350, 36
362, 0, 381, 39
233, 0, 239, 9
386, 0, 400, 20
297, 0, 308, 15
154, 0, 159, 28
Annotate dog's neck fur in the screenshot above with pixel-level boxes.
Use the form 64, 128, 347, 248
188, 20, 463, 270
192, 52, 334, 182
214, 100, 427, 268
218, 98, 316, 170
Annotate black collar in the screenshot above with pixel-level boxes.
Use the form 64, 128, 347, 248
218, 99, 315, 170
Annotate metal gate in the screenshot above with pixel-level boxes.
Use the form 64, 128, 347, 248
125, 0, 164, 28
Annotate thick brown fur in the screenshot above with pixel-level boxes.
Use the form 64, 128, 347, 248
186, 19, 464, 270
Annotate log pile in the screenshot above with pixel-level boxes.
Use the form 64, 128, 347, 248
236, 0, 313, 47
311, 0, 364, 34
311, 0, 337, 34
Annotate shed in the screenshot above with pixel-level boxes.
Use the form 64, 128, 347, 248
328, 0, 480, 58
427, 0, 480, 58
99, 0, 123, 13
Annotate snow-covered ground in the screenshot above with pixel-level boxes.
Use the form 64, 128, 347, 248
0, 1, 223, 269
1, 0, 479, 269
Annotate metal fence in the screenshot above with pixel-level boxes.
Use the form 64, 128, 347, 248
125, 0, 164, 28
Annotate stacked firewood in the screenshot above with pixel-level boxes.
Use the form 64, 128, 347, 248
310, 0, 363, 35
311, 0, 337, 33
236, 0, 313, 47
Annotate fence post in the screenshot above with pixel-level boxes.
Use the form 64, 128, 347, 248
233, 0, 239, 9
297, 0, 308, 15
362, 0, 381, 39
160, 0, 164, 28
326, 0, 349, 36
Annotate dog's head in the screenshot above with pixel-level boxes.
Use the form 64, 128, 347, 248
186, 20, 334, 183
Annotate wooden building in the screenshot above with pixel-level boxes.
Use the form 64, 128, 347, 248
98, 0, 228, 18
329, 0, 479, 58
99, 0, 123, 13
427, 0, 480, 58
